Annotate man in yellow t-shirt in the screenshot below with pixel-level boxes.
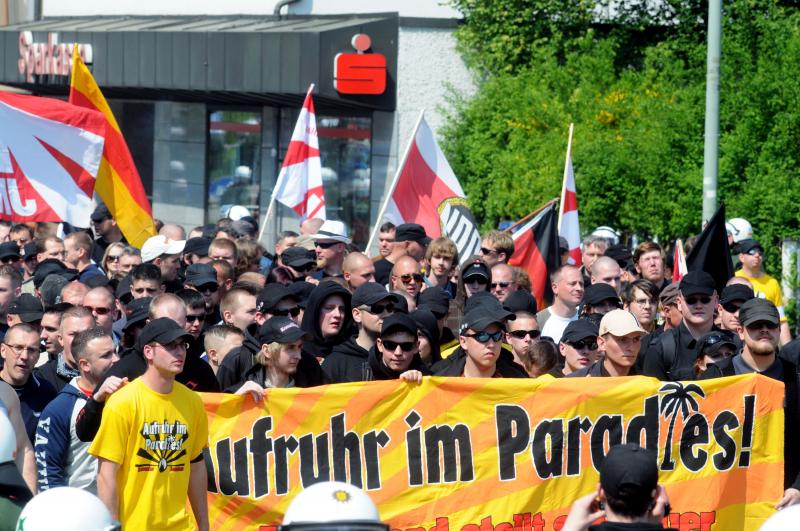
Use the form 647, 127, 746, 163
89, 318, 209, 531
734, 239, 792, 344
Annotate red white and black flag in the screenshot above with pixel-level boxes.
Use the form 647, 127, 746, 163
508, 202, 561, 309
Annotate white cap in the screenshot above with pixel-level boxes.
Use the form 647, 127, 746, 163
599, 309, 646, 337
17, 487, 118, 531
311, 220, 351, 245
282, 481, 382, 525
141, 235, 186, 263
227, 205, 251, 221
726, 217, 753, 243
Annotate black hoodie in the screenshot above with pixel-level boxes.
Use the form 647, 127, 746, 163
322, 337, 371, 383
367, 345, 431, 380
300, 282, 353, 361
432, 346, 528, 378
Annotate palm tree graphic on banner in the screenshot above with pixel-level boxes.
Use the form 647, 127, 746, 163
659, 381, 706, 470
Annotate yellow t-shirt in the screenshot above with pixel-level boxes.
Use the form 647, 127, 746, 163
735, 270, 787, 321
89, 378, 208, 531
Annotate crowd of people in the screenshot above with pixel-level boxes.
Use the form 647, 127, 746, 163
0, 205, 797, 530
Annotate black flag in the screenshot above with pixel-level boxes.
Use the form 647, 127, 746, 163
686, 204, 733, 294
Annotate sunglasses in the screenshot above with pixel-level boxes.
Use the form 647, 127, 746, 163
107, 254, 122, 262
746, 248, 763, 256
567, 339, 598, 350
297, 263, 316, 273
186, 314, 204, 323
85, 305, 112, 316
745, 320, 779, 331
362, 302, 395, 315
509, 329, 541, 340
464, 276, 489, 285
464, 330, 503, 343
722, 302, 742, 313
381, 339, 416, 352
273, 307, 301, 318
1, 256, 19, 264
399, 273, 423, 284
685, 296, 712, 305
479, 247, 497, 256
315, 241, 340, 249
491, 282, 511, 289
198, 283, 218, 293
702, 332, 734, 347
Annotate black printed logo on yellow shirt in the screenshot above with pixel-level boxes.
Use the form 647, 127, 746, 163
136, 420, 189, 472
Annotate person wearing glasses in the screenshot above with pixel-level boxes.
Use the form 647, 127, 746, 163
581, 283, 622, 317
643, 271, 719, 381
551, 319, 600, 377
82, 287, 119, 346
255, 284, 303, 326
374, 223, 430, 285
490, 263, 518, 304
434, 302, 528, 378
89, 318, 210, 530
281, 246, 318, 282
323, 283, 400, 383
715, 283, 754, 336
90, 203, 125, 266
390, 256, 424, 304
569, 310, 645, 378
622, 279, 660, 334
735, 239, 792, 344
100, 242, 126, 281
693, 330, 737, 378
701, 298, 800, 509
0, 323, 57, 443
505, 308, 541, 369
184, 263, 221, 325
310, 220, 351, 280
479, 230, 514, 268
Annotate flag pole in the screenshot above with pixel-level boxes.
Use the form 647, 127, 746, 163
365, 109, 426, 253
504, 198, 558, 235
557, 123, 574, 230
258, 84, 315, 244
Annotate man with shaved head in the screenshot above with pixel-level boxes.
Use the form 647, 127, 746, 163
60, 281, 89, 306
390, 256, 423, 303
590, 256, 623, 294
83, 287, 118, 339
491, 263, 518, 303
159, 223, 186, 242
343, 252, 376, 292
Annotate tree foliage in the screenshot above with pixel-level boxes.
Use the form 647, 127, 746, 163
444, 0, 800, 271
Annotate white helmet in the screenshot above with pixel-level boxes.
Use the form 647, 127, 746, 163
591, 226, 620, 246
280, 481, 388, 531
759, 505, 800, 530
16, 487, 119, 531
726, 218, 753, 243
1, 410, 15, 463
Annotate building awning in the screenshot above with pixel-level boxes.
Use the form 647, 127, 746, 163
0, 14, 398, 111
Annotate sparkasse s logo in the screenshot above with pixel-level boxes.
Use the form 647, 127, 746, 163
333, 34, 386, 95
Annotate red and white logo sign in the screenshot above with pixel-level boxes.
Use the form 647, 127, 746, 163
18, 32, 93, 83
334, 34, 386, 95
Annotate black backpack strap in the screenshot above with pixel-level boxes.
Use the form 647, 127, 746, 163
661, 331, 677, 379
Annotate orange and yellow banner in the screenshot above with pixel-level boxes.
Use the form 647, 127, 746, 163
202, 374, 785, 531
69, 47, 156, 248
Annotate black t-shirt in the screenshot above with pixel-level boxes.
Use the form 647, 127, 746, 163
374, 258, 394, 286
3, 373, 57, 443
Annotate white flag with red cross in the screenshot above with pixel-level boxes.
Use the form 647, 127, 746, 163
558, 124, 581, 265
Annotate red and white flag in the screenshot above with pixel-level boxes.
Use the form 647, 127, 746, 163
673, 239, 688, 282
558, 124, 581, 265
0, 91, 107, 224
272, 85, 326, 220
378, 113, 480, 263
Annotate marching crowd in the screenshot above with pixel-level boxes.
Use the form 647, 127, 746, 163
0, 205, 797, 530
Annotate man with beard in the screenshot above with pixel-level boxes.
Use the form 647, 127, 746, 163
701, 298, 800, 509
310, 220, 350, 279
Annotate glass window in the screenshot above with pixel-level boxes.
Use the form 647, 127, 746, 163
207, 110, 262, 223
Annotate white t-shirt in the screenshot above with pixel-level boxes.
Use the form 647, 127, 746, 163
540, 308, 579, 343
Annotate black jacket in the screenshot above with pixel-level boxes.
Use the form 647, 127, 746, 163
701, 355, 800, 490
589, 522, 676, 531
322, 337, 371, 383
643, 322, 711, 381
367, 345, 431, 381
300, 282, 353, 360
432, 346, 528, 378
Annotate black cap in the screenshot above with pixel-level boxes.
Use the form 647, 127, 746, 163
737, 239, 763, 255
417, 286, 450, 316
185, 263, 217, 286
679, 271, 716, 296
256, 316, 309, 344
583, 283, 622, 307
257, 284, 299, 313
33, 259, 78, 289
287, 281, 315, 309
395, 223, 431, 245
7, 294, 43, 322
558, 236, 569, 253
462, 260, 491, 282
282, 247, 317, 268
91, 203, 111, 223
464, 291, 498, 314
605, 244, 633, 268
84, 275, 110, 289
738, 298, 780, 327
391, 291, 410, 314
600, 444, 658, 500
411, 309, 440, 345
0, 242, 20, 261
184, 237, 211, 257
21, 242, 37, 261
698, 330, 737, 356
460, 305, 515, 334
138, 318, 192, 347
561, 319, 599, 344
503, 290, 538, 314
116, 274, 133, 301
380, 313, 418, 338
39, 275, 69, 308
123, 297, 152, 331
720, 284, 755, 305
352, 283, 397, 309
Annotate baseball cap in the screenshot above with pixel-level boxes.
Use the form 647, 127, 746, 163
737, 239, 764, 255
583, 283, 622, 307
138, 318, 192, 347
561, 319, 599, 344
605, 244, 633, 269
352, 283, 397, 309
379, 313, 418, 338
257, 284, 299, 313
600, 444, 658, 500
21, 242, 37, 261
659, 282, 680, 306
464, 291, 499, 314
91, 203, 112, 223
503, 289, 538, 314
39, 275, 69, 308
698, 330, 737, 356
140, 235, 186, 263
679, 271, 716, 297
184, 237, 211, 257
185, 263, 217, 287
738, 298, 780, 327
395, 223, 431, 245
0, 242, 20, 261
287, 281, 315, 309
84, 275, 110, 289
256, 316, 309, 344
460, 305, 515, 334
598, 309, 645, 337
311, 220, 351, 245
719, 284, 755, 306
282, 247, 317, 269
123, 297, 152, 331
33, 259, 78, 289
7, 294, 43, 323
417, 286, 450, 316
462, 260, 490, 282
558, 236, 569, 253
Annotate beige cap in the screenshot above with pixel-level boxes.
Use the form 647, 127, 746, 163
599, 309, 646, 337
